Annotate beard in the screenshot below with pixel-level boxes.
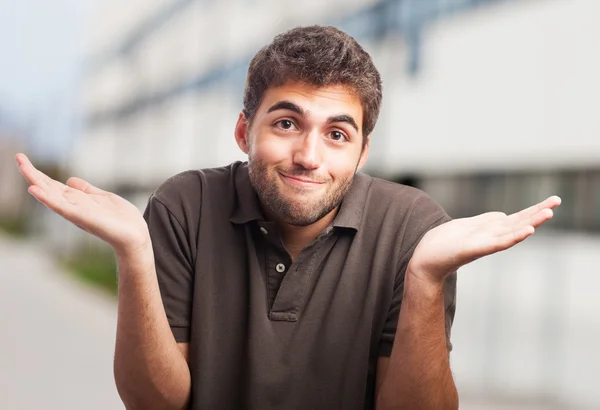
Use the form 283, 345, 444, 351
248, 156, 356, 226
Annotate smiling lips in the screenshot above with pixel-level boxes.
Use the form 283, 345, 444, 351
279, 172, 326, 188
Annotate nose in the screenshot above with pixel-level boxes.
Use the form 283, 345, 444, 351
292, 131, 321, 170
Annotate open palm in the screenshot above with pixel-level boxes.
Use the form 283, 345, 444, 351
16, 153, 149, 254
409, 196, 562, 284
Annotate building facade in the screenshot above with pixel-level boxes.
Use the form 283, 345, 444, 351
76, 0, 600, 232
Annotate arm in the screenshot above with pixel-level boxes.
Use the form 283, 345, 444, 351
113, 244, 191, 410
15, 153, 192, 410
375, 272, 458, 410
376, 195, 562, 409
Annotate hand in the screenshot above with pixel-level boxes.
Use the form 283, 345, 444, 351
408, 195, 562, 285
16, 153, 150, 256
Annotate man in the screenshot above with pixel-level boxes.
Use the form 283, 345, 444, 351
16, 26, 560, 410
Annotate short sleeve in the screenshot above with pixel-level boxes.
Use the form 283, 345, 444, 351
143, 194, 195, 342
379, 195, 458, 357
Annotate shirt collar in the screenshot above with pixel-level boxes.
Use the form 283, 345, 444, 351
229, 162, 370, 232
229, 162, 264, 225
330, 172, 370, 232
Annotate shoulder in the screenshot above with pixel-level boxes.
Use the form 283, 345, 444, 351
362, 174, 449, 222
352, 175, 452, 277
358, 174, 451, 245
148, 161, 244, 222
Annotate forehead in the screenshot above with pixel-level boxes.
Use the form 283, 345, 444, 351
259, 82, 363, 123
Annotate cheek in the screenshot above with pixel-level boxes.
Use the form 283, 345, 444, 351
251, 134, 292, 163
324, 149, 362, 180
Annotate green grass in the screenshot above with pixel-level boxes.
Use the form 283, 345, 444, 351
0, 216, 29, 237
61, 248, 118, 297
0, 213, 119, 296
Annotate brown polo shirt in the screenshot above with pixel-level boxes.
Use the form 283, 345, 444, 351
143, 161, 457, 410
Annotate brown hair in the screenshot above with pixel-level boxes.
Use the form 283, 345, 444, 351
243, 25, 382, 145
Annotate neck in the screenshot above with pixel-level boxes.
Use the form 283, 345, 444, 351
266, 207, 339, 260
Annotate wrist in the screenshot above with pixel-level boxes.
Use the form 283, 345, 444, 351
405, 264, 446, 296
114, 237, 154, 267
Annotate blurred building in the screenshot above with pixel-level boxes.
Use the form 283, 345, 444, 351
75, 0, 600, 232
68, 0, 600, 408
0, 133, 29, 224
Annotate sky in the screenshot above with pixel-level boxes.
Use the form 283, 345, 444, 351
0, 0, 97, 161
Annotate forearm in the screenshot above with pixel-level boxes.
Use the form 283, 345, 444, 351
113, 245, 191, 410
377, 271, 458, 410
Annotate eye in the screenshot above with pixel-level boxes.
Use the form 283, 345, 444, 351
275, 119, 297, 131
329, 130, 348, 142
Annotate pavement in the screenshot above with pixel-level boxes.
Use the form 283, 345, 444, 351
0, 235, 123, 409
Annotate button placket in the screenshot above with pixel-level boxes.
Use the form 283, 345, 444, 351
269, 230, 340, 321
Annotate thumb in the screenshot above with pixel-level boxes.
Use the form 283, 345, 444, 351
66, 177, 108, 195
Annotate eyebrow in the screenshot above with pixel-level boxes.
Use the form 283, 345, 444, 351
266, 100, 359, 133
267, 101, 305, 116
327, 115, 359, 133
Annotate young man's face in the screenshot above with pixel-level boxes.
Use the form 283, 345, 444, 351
235, 81, 370, 226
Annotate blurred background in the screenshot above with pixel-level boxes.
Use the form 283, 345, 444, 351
1, 0, 599, 408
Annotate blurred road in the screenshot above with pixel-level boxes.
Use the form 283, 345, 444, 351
0, 234, 123, 409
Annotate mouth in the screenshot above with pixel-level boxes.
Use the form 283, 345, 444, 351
278, 172, 325, 188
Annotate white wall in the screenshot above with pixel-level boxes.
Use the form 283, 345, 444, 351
78, 0, 600, 188
452, 231, 600, 409
378, 0, 600, 176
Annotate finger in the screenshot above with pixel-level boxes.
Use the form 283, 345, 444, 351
510, 225, 535, 245
31, 185, 94, 228
473, 224, 535, 259
490, 225, 536, 252
28, 185, 47, 203
16, 153, 56, 190
27, 170, 78, 211
27, 180, 69, 213
508, 195, 561, 223
506, 207, 553, 233
26, 183, 71, 215
525, 207, 554, 229
66, 177, 109, 196
17, 154, 97, 224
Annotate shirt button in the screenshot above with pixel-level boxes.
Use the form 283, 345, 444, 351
275, 263, 285, 273
260, 227, 268, 235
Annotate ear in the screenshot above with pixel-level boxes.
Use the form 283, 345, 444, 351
357, 136, 370, 170
234, 112, 250, 154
